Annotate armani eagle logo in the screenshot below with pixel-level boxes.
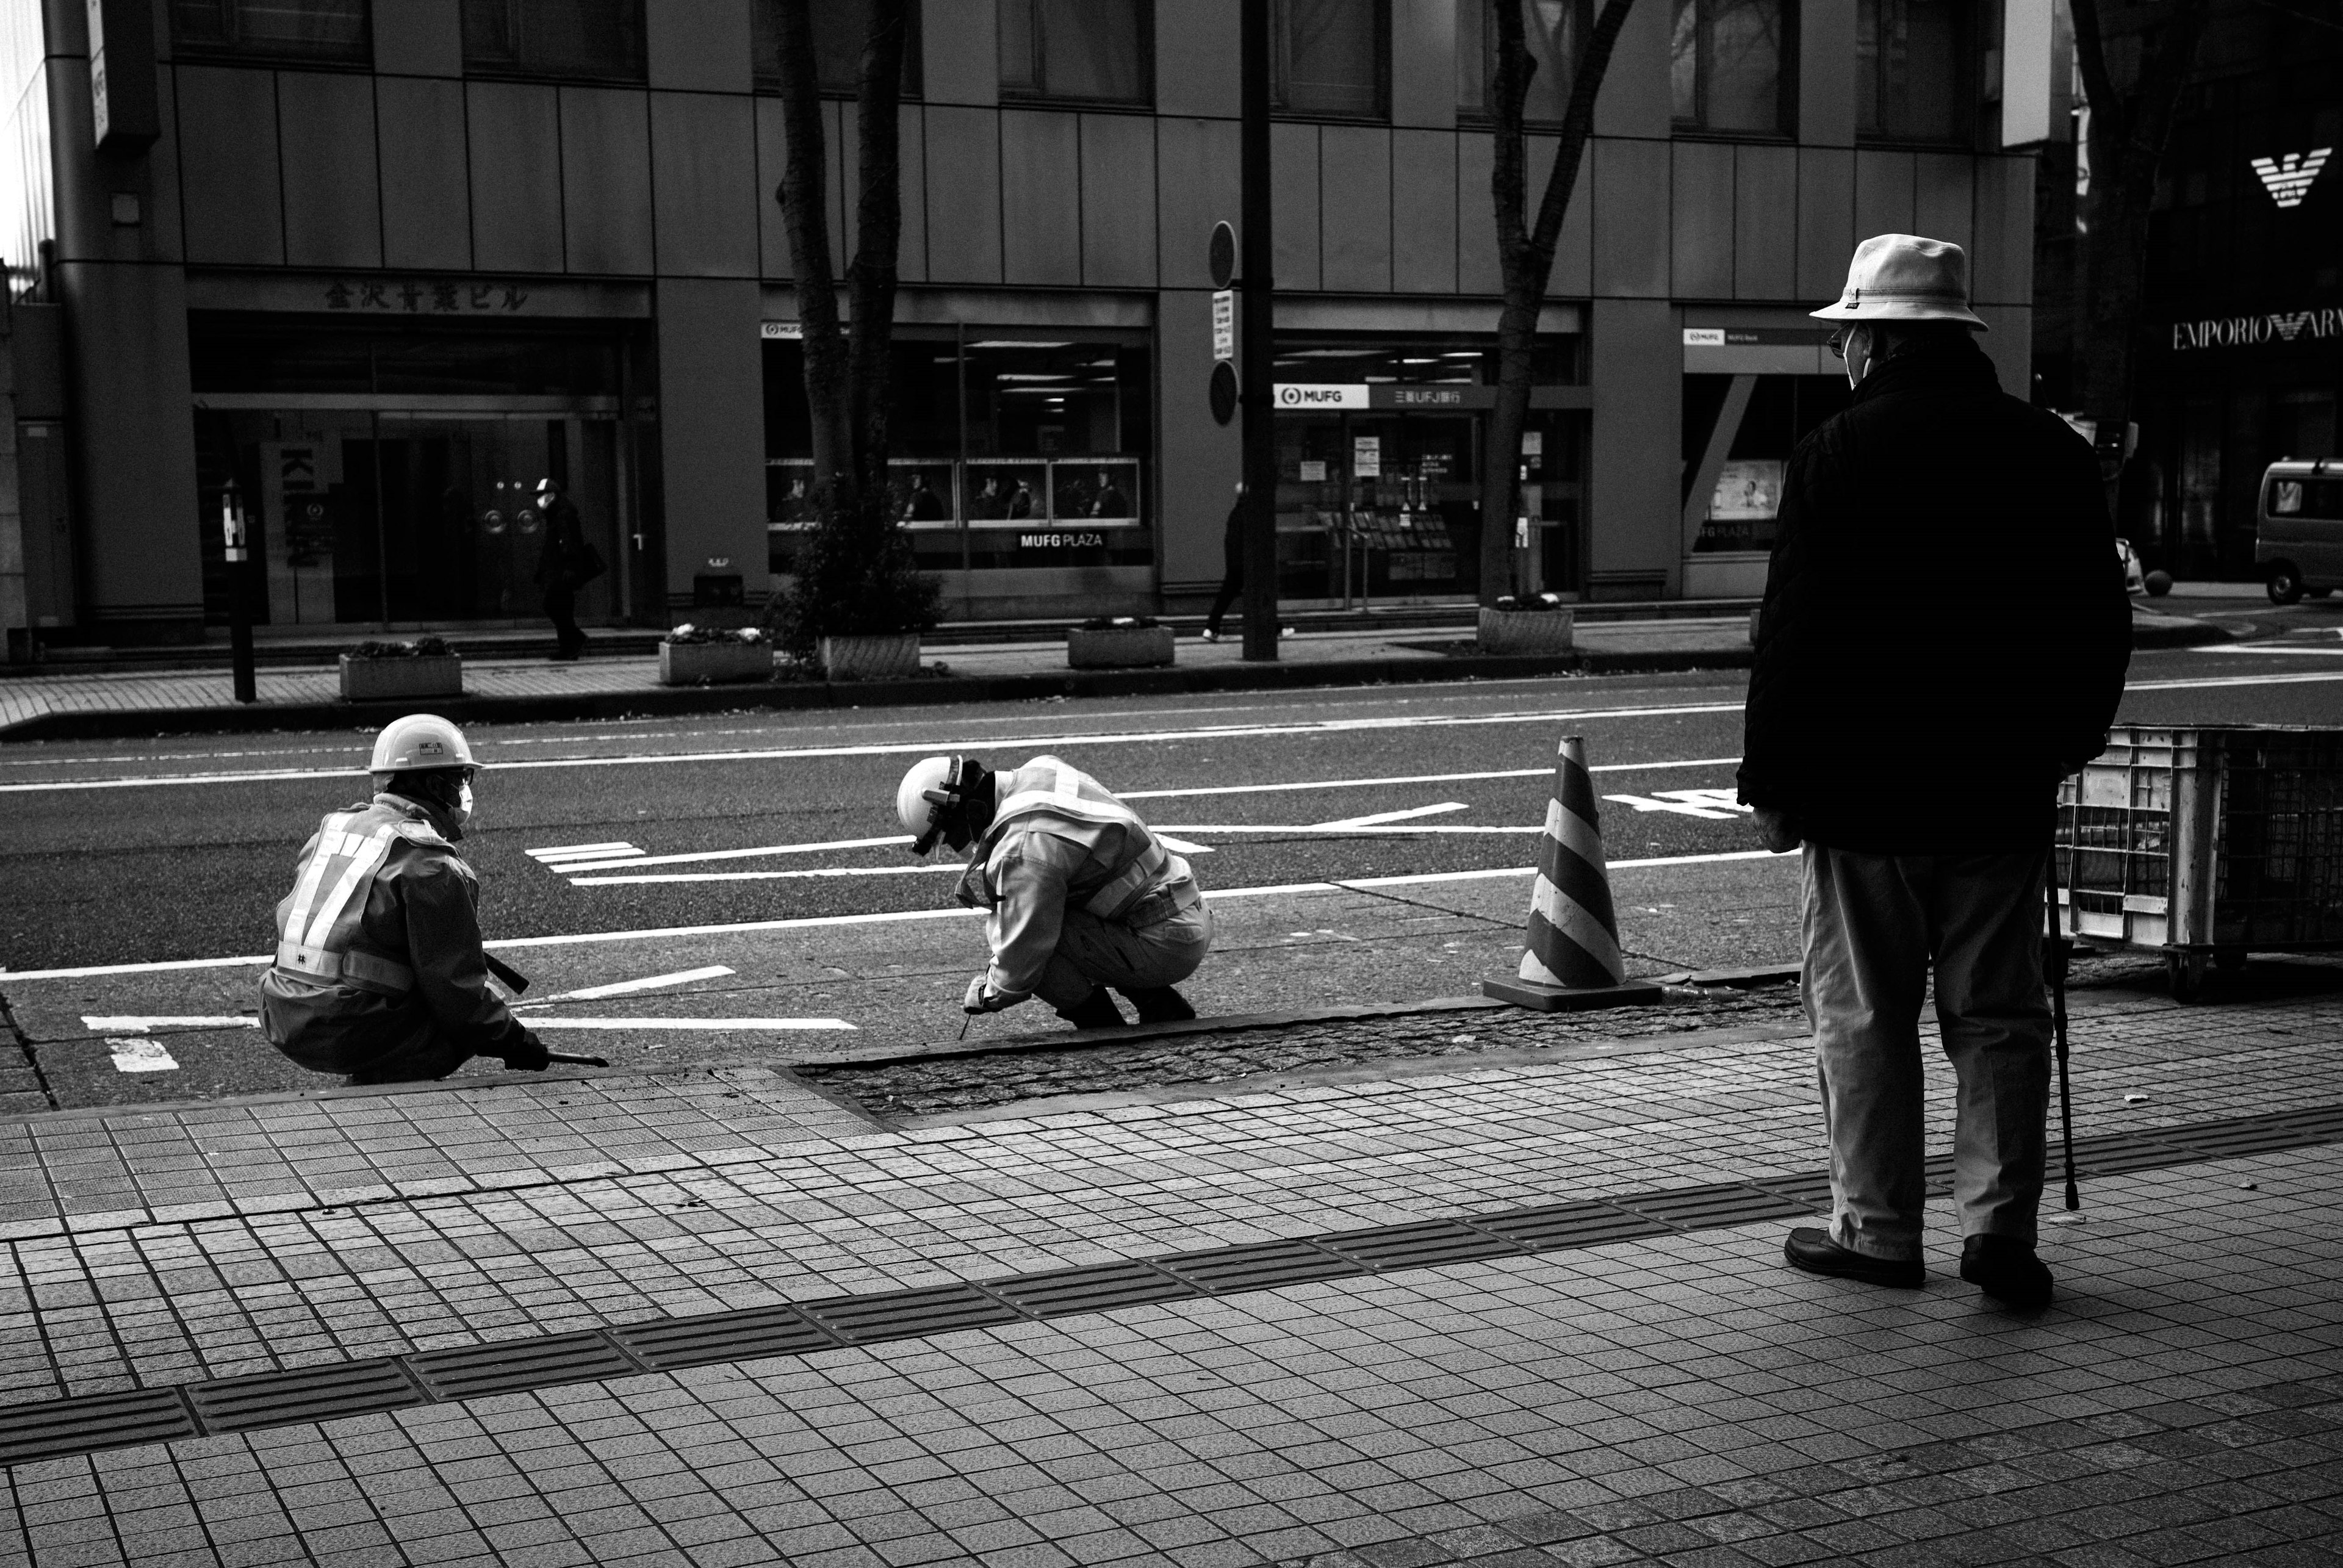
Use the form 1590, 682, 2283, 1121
2252, 149, 2331, 209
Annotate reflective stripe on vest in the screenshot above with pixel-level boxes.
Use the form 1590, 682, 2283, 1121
278, 807, 403, 965
987, 760, 1186, 921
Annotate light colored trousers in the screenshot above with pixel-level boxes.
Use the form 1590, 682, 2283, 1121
1802, 846, 2053, 1262
1031, 901, 1214, 1010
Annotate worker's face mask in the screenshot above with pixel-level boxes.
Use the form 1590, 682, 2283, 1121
452, 780, 475, 827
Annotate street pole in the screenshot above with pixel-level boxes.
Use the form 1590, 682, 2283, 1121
1238, 0, 1277, 663
222, 480, 256, 704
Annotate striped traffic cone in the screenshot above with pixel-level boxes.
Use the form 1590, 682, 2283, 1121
1483, 735, 1663, 1012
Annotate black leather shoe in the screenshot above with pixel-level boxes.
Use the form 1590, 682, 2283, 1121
1054, 989, 1127, 1030
1783, 1228, 1925, 1289
1960, 1234, 2054, 1309
1120, 985, 1196, 1024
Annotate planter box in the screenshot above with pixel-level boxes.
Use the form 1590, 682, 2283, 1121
1475, 606, 1575, 656
339, 653, 462, 702
659, 640, 773, 686
1068, 625, 1175, 670
821, 632, 921, 681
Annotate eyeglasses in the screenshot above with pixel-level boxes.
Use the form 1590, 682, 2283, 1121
1827, 327, 1851, 361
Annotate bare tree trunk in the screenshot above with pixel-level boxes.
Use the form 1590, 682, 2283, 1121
1478, 0, 1634, 607
2067, 0, 2211, 518
845, 0, 909, 506
771, 0, 853, 505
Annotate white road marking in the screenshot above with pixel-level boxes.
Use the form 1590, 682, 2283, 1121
82, 1015, 257, 1032
1603, 788, 1753, 821
1121, 757, 1746, 801
2206, 644, 2343, 656
2125, 671, 2343, 691
525, 840, 637, 856
570, 863, 967, 886
0, 702, 1748, 793
2, 850, 1792, 981
1148, 824, 1546, 835
107, 1038, 180, 1073
1154, 835, 1215, 855
1315, 802, 1469, 829
545, 834, 915, 872
514, 965, 736, 1007
529, 1017, 855, 1031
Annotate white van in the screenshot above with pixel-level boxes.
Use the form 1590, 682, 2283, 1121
2257, 459, 2343, 604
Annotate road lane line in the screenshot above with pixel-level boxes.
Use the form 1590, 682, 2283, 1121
82, 1015, 257, 1032
528, 1017, 855, 1032
1315, 803, 1469, 829
0, 702, 1749, 793
0, 849, 1791, 980
106, 1038, 180, 1073
525, 841, 637, 856
2124, 671, 2343, 691
570, 864, 968, 885
2206, 646, 2343, 656
513, 965, 736, 1006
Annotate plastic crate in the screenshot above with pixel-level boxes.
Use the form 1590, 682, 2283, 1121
2056, 725, 2343, 996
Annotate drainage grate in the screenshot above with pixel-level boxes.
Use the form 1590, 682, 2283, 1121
1745, 1171, 1836, 1210
612, 1306, 839, 1373
0, 1388, 193, 1466
406, 1332, 640, 1402
2171, 1123, 2333, 1160
985, 1262, 1199, 1319
1313, 1220, 1525, 1272
1614, 1184, 1816, 1230
1156, 1240, 1365, 1295
188, 1359, 421, 1434
2070, 1133, 2189, 1177
1465, 1200, 1669, 1251
797, 1283, 1023, 1346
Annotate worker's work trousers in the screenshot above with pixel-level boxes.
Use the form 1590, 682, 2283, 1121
1030, 899, 1213, 1010
1802, 846, 2052, 1263
342, 1033, 473, 1086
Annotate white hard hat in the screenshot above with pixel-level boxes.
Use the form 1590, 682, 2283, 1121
897, 757, 953, 835
1810, 233, 1987, 329
369, 714, 477, 775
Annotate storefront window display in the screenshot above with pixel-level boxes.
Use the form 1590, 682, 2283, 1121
1270, 333, 1586, 603
762, 328, 1153, 577
189, 317, 642, 628
1682, 373, 1849, 553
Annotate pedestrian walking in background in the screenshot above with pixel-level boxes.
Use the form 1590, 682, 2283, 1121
533, 477, 601, 660
1203, 483, 1245, 642
259, 716, 551, 1085
1738, 234, 2132, 1308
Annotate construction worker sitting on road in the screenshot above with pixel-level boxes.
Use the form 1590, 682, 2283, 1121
259, 714, 551, 1085
899, 753, 1212, 1029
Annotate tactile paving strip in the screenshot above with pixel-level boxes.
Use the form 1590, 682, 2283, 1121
1, 1099, 2334, 1469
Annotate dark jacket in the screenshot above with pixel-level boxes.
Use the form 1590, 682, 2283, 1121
1737, 342, 2132, 854
259, 794, 542, 1075
532, 494, 588, 588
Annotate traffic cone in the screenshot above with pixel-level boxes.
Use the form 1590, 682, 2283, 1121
1483, 735, 1664, 1012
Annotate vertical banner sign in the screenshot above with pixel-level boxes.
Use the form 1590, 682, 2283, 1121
1211, 290, 1235, 363
85, 0, 160, 153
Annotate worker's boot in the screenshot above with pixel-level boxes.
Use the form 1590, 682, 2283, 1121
1119, 985, 1197, 1024
1055, 988, 1127, 1030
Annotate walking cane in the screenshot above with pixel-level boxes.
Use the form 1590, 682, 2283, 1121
2048, 788, 2081, 1211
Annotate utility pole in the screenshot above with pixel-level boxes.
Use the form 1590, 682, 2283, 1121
1238, 0, 1277, 663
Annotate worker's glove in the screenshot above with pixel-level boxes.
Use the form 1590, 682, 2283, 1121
500, 1037, 552, 1073
963, 976, 1005, 1015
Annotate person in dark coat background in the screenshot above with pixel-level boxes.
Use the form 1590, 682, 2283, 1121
533, 477, 591, 660
1203, 483, 1245, 642
1738, 234, 2132, 1309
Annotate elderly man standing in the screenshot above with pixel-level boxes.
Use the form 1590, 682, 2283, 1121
1739, 235, 2132, 1309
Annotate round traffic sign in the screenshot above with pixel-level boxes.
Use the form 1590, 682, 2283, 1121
1208, 221, 1236, 290
1209, 359, 1238, 426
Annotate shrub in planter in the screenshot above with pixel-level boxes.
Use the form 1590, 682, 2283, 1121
1476, 592, 1575, 655
659, 624, 774, 686
769, 494, 940, 678
1068, 614, 1175, 670
339, 636, 463, 702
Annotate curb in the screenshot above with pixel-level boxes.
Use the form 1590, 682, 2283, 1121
2131, 611, 2234, 650
0, 647, 1757, 742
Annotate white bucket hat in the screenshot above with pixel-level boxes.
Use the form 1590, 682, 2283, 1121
1810, 233, 1987, 329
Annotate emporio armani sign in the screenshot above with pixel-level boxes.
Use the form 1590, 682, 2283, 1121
2252, 148, 2331, 209
2173, 306, 2343, 351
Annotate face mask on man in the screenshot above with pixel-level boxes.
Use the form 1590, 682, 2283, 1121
453, 780, 475, 827
1841, 325, 1874, 390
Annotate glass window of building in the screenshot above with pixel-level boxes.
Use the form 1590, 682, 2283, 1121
1671, 0, 1791, 135
462, 0, 645, 82
1273, 0, 1387, 120
1458, 0, 1591, 124
1856, 0, 1969, 142
750, 0, 923, 95
173, 0, 370, 63
998, 0, 1150, 105
1682, 374, 1849, 555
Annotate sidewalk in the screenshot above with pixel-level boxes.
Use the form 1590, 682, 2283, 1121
0, 969, 2336, 1566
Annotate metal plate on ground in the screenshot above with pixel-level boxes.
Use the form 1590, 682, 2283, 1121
405, 1332, 639, 1401
2172, 1124, 2330, 1159
985, 1262, 1199, 1319
2070, 1134, 2189, 1177
797, 1283, 1023, 1345
1614, 1184, 1814, 1229
0, 1388, 195, 1466
611, 1306, 838, 1372
1312, 1220, 1525, 1272
1470, 1200, 1671, 1251
1745, 1171, 1835, 1210
1154, 1239, 1366, 1294
187, 1358, 422, 1433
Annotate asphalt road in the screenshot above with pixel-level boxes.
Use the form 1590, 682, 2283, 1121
7, 625, 2343, 1110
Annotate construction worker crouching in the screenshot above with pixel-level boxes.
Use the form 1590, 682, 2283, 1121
901, 754, 1211, 1029
259, 714, 552, 1084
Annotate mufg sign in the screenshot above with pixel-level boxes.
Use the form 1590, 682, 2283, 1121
2173, 307, 2343, 351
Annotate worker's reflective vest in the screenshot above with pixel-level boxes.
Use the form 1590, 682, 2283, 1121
968, 757, 1193, 923
270, 802, 432, 994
